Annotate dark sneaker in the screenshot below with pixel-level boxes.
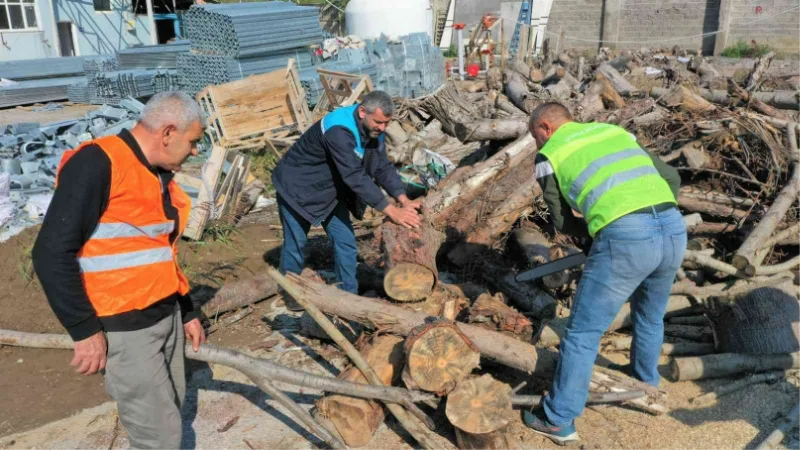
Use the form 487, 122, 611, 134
522, 409, 580, 446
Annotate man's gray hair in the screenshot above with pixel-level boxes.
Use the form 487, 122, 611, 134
139, 91, 206, 131
360, 90, 394, 115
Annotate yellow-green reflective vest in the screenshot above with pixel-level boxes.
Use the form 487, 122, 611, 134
539, 122, 677, 237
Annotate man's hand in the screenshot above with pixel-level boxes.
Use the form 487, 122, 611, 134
184, 318, 206, 352
71, 331, 107, 375
397, 194, 422, 210
384, 204, 421, 229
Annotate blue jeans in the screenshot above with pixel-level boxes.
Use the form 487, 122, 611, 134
277, 195, 359, 293
543, 206, 687, 427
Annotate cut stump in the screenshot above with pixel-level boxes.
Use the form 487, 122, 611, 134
455, 425, 521, 450
381, 222, 443, 302
403, 320, 481, 394
446, 374, 513, 435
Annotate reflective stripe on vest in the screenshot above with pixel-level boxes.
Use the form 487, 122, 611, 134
539, 122, 676, 237
89, 221, 175, 240
78, 247, 174, 273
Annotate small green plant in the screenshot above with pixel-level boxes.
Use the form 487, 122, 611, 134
202, 218, 241, 247
18, 244, 34, 284
250, 149, 279, 193
442, 45, 458, 58
721, 40, 773, 58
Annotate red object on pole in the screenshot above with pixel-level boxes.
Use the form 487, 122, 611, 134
453, 23, 466, 30
466, 64, 480, 78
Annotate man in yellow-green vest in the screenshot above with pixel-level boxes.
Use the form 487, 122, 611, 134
523, 103, 686, 444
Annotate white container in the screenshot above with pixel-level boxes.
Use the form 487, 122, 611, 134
345, 0, 433, 41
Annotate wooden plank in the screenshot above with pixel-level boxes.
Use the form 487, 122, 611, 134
183, 145, 228, 240
174, 172, 202, 190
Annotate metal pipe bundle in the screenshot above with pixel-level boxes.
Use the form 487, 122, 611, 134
184, 2, 323, 58
0, 77, 87, 108
0, 56, 113, 81
117, 40, 192, 70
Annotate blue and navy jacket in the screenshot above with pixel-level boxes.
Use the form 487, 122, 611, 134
272, 104, 406, 224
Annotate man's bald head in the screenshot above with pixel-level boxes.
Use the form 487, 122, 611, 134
528, 102, 573, 148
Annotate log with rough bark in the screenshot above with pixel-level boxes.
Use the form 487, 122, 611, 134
663, 324, 714, 343
381, 222, 444, 302
678, 195, 748, 220
661, 84, 716, 112
534, 316, 567, 348
596, 63, 639, 96
608, 337, 715, 356
680, 187, 756, 207
504, 70, 537, 114
690, 371, 784, 406
279, 273, 668, 414
483, 271, 558, 320
454, 119, 528, 143
745, 51, 775, 91
421, 83, 482, 136
299, 312, 364, 343
495, 94, 527, 116
467, 293, 534, 342
650, 87, 800, 110
423, 133, 536, 226
511, 228, 577, 289
446, 374, 513, 434
486, 67, 504, 91
200, 275, 279, 317
402, 320, 481, 394
316, 335, 405, 448
688, 56, 721, 87
577, 82, 607, 121
670, 352, 800, 381
668, 315, 710, 325
733, 124, 800, 271
447, 177, 541, 266
728, 79, 792, 121
455, 425, 521, 450
594, 74, 626, 109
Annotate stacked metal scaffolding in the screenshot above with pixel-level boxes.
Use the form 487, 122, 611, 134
117, 40, 192, 70
0, 56, 113, 81
179, 1, 323, 94
367, 33, 446, 99
0, 77, 87, 108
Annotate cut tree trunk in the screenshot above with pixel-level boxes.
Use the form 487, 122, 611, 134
650, 87, 800, 110
660, 85, 716, 112
678, 195, 748, 220
381, 222, 444, 302
608, 337, 715, 356
594, 74, 626, 108
422, 83, 482, 136
733, 123, 800, 271
483, 271, 558, 320
663, 324, 714, 343
446, 374, 513, 434
504, 70, 537, 114
455, 425, 521, 450
467, 293, 534, 342
316, 335, 405, 448
577, 83, 607, 122
688, 56, 721, 87
200, 275, 279, 317
596, 63, 639, 96
447, 177, 542, 266
728, 78, 792, 121
511, 228, 577, 289
495, 94, 527, 116
670, 352, 800, 381
486, 67, 504, 91
282, 274, 667, 414
454, 119, 528, 143
423, 133, 536, 227
402, 320, 481, 395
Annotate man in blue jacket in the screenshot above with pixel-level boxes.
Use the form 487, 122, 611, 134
272, 91, 421, 295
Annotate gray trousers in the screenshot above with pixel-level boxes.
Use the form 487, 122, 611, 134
104, 305, 185, 450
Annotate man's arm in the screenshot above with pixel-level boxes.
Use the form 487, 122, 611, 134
324, 127, 391, 211
32, 146, 110, 341
535, 154, 589, 239
649, 152, 681, 199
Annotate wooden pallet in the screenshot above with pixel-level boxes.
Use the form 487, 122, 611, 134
311, 68, 374, 120
197, 59, 312, 151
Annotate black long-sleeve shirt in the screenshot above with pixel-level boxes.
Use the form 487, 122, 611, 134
32, 130, 196, 342
534, 145, 681, 239
272, 109, 406, 224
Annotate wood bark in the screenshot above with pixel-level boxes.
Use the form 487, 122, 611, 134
467, 293, 534, 342
596, 63, 639, 96
486, 67, 504, 91
745, 51, 775, 91
381, 222, 444, 302
609, 337, 715, 356
200, 275, 279, 317
447, 177, 541, 266
594, 74, 626, 108
734, 124, 800, 271
402, 320, 480, 395
316, 335, 405, 448
280, 274, 668, 414
504, 70, 537, 114
423, 133, 536, 226
680, 187, 756, 207
299, 312, 364, 343
507, 60, 533, 81
495, 94, 527, 116
483, 271, 558, 320
688, 56, 721, 87
668, 315, 710, 325
670, 352, 800, 381
454, 119, 528, 143
650, 87, 800, 110
446, 374, 513, 434
422, 83, 482, 136
690, 371, 784, 406
728, 78, 792, 121
577, 83, 606, 122
511, 228, 576, 289
661, 85, 717, 112
455, 426, 521, 450
663, 324, 714, 343
678, 195, 748, 220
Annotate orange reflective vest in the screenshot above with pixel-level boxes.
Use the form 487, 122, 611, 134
56, 135, 192, 317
